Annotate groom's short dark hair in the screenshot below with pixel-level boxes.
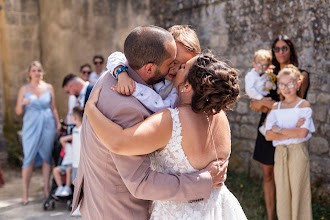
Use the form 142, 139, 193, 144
124, 25, 174, 70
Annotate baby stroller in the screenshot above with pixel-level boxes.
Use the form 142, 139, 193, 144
43, 120, 75, 211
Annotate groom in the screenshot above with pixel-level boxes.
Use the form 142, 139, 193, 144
72, 25, 228, 219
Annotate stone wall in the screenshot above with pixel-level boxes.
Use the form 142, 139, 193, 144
2, 0, 152, 119
1, 0, 329, 197
150, 0, 329, 198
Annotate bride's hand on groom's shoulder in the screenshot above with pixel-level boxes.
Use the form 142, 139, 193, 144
85, 87, 102, 115
206, 160, 229, 189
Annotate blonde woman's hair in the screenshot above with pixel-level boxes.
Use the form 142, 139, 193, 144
277, 64, 302, 100
168, 25, 201, 55
27, 61, 44, 80
254, 49, 272, 64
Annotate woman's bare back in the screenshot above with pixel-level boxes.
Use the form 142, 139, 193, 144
177, 106, 231, 170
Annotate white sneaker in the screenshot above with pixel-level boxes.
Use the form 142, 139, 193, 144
259, 125, 266, 136
59, 185, 72, 197
54, 186, 64, 196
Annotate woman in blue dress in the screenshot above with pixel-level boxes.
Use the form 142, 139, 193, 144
15, 61, 60, 205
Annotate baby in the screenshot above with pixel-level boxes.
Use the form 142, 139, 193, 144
245, 49, 274, 135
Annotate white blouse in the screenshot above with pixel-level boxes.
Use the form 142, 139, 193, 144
265, 100, 315, 146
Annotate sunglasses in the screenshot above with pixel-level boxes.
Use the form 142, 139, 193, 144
82, 71, 91, 75
278, 81, 296, 90
273, 46, 289, 53
94, 61, 103, 65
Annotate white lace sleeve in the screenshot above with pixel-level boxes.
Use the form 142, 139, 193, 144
106, 52, 127, 78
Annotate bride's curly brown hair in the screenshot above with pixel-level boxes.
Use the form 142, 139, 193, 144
185, 52, 240, 115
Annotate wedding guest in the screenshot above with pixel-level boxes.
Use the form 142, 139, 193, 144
65, 64, 91, 125
265, 65, 314, 220
79, 64, 92, 82
15, 61, 60, 205
245, 49, 274, 135
250, 35, 310, 220
89, 55, 106, 85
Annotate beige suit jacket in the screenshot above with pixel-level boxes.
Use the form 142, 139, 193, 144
72, 67, 212, 220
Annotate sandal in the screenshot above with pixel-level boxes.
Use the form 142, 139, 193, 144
22, 200, 29, 206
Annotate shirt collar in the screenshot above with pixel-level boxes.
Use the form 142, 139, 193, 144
79, 81, 90, 96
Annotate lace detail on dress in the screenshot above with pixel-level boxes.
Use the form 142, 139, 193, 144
150, 108, 196, 174
149, 108, 247, 220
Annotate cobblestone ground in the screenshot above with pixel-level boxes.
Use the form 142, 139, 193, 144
0, 168, 79, 219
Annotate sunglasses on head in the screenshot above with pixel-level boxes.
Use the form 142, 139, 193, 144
273, 46, 289, 53
82, 71, 91, 74
94, 61, 103, 65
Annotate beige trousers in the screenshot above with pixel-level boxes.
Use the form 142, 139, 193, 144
274, 142, 312, 220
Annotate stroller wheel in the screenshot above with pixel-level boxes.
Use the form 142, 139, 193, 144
50, 200, 55, 209
67, 199, 72, 211
43, 201, 49, 210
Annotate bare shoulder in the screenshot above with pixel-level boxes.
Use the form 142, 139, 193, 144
146, 109, 172, 127
299, 99, 311, 108
46, 83, 54, 91
18, 84, 29, 95
213, 111, 230, 128
272, 102, 279, 109
301, 71, 309, 78
18, 85, 26, 93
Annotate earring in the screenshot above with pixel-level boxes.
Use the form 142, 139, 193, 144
181, 89, 184, 93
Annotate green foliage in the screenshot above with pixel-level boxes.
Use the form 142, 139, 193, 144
226, 170, 267, 220
226, 170, 329, 220
3, 124, 23, 167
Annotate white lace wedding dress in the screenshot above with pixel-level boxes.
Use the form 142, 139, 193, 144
149, 108, 247, 220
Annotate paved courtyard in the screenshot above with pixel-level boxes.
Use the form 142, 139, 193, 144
0, 168, 79, 220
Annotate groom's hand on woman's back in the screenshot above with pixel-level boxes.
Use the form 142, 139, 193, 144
206, 160, 228, 188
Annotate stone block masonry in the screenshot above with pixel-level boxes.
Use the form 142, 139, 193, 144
1, 0, 328, 199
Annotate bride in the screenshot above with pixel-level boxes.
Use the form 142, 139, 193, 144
85, 52, 247, 219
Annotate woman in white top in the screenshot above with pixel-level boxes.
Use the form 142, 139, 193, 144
85, 52, 247, 219
265, 65, 314, 220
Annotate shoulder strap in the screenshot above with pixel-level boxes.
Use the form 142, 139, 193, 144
278, 101, 281, 109
83, 84, 94, 107
294, 99, 305, 108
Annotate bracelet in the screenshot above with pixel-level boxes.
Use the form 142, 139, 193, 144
114, 66, 128, 79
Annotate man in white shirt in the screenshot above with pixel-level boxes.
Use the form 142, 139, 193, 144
89, 55, 106, 85
62, 74, 93, 122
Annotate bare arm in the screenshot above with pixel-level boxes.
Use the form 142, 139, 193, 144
265, 127, 309, 141
15, 86, 29, 115
298, 71, 309, 98
59, 135, 72, 147
85, 87, 172, 155
265, 100, 310, 140
249, 97, 275, 112
49, 84, 61, 130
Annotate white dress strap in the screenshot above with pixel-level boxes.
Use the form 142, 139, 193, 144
278, 101, 282, 109
294, 99, 305, 108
